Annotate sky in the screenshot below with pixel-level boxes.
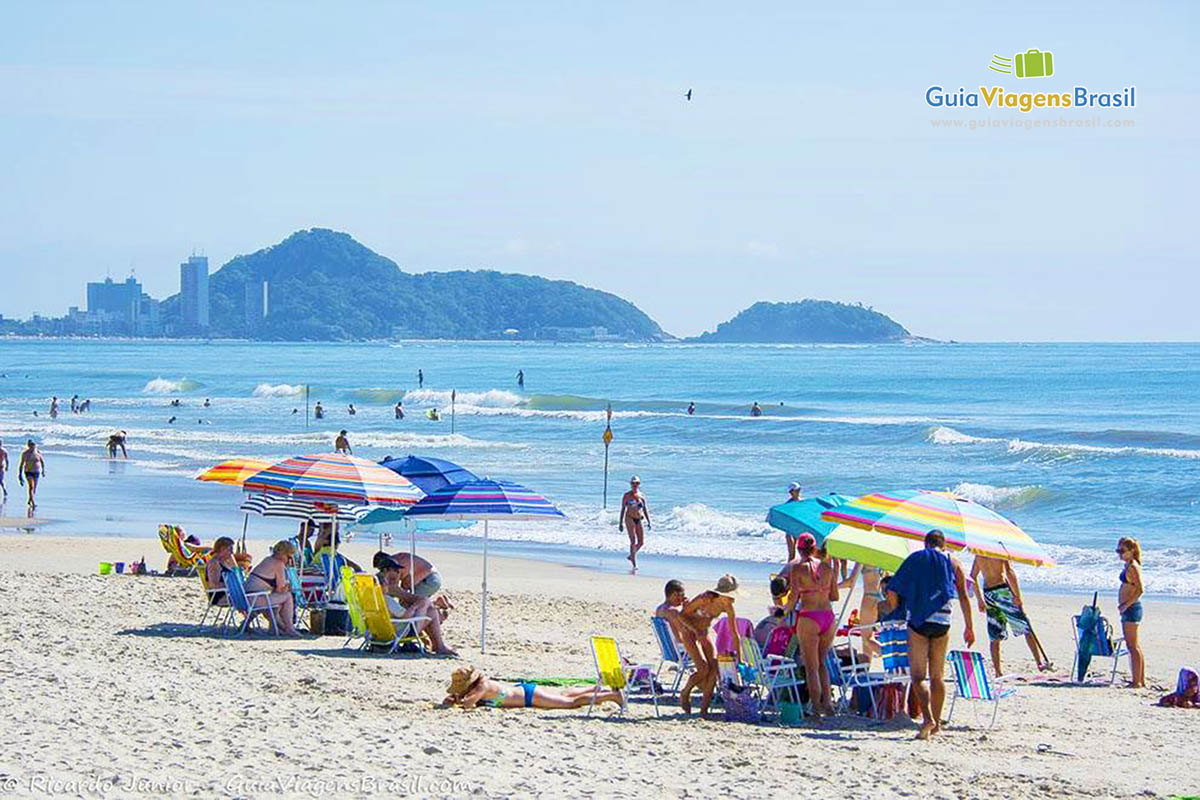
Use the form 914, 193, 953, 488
0, 1, 1195, 340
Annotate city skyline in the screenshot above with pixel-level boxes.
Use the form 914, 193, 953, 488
0, 3, 1195, 341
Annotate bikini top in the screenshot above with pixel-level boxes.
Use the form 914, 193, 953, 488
792, 560, 827, 594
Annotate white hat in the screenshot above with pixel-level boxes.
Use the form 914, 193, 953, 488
788, 482, 801, 492
630, 475, 641, 484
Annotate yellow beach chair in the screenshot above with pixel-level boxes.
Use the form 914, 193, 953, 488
354, 574, 429, 655
588, 635, 657, 717
158, 524, 211, 576
340, 566, 368, 648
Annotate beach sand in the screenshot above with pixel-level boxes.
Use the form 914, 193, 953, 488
1, 534, 1196, 799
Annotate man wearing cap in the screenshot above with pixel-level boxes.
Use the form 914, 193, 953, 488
619, 476, 651, 571
784, 482, 804, 560
376, 555, 456, 656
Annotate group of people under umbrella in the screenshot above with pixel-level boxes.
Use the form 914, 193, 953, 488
196, 452, 564, 651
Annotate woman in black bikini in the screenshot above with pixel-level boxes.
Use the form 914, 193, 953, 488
619, 476, 651, 571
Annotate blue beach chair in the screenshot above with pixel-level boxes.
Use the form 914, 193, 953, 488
651, 616, 694, 695
223, 567, 285, 637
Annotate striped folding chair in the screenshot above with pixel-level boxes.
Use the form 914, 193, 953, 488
841, 620, 910, 718
946, 649, 1016, 729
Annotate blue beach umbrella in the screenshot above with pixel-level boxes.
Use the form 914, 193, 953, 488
403, 479, 565, 651
378, 454, 478, 494
766, 493, 849, 544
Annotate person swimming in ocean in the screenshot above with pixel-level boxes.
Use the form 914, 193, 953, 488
314, 401, 324, 419
203, 398, 211, 408
335, 430, 352, 454
418, 369, 424, 388
347, 403, 356, 416
394, 400, 404, 420
687, 402, 695, 415
427, 407, 440, 421
619, 476, 651, 571
750, 402, 762, 417
516, 369, 524, 389
49, 397, 58, 419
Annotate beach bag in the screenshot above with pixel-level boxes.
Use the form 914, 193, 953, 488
721, 683, 763, 724
765, 625, 792, 657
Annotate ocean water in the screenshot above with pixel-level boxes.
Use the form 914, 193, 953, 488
1, 339, 1197, 598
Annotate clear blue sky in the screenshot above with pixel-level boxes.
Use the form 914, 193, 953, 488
0, 2, 1195, 339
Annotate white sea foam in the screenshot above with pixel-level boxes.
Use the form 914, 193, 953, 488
141, 377, 198, 394
950, 482, 1050, 509
928, 425, 1200, 461
402, 388, 524, 408
252, 383, 304, 398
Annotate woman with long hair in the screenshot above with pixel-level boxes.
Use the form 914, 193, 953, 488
1116, 536, 1145, 688
785, 533, 839, 716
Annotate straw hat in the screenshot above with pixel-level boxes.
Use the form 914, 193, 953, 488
447, 665, 484, 698
713, 574, 740, 598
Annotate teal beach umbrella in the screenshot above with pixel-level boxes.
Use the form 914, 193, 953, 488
766, 493, 849, 544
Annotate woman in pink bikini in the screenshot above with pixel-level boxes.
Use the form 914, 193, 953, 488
784, 533, 839, 716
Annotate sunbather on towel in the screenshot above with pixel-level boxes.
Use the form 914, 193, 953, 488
377, 557, 456, 656
443, 666, 622, 710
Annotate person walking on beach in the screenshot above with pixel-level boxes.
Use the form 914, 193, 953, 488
1116, 536, 1146, 688
334, 430, 352, 455
971, 554, 1048, 676
49, 397, 59, 420
418, 369, 424, 388
516, 369, 524, 389
619, 476, 651, 571
883, 530, 975, 739
0, 438, 8, 502
106, 430, 128, 459
18, 440, 45, 511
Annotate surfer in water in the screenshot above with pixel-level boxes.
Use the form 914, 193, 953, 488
619, 476, 651, 571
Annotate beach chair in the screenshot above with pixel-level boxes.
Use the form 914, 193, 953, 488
340, 566, 368, 648
158, 524, 210, 576
222, 567, 285, 637
286, 566, 324, 630
840, 620, 910, 718
1071, 612, 1128, 684
353, 573, 429, 655
740, 637, 804, 714
825, 649, 859, 714
197, 564, 231, 629
588, 636, 653, 717
946, 650, 1016, 729
650, 616, 694, 695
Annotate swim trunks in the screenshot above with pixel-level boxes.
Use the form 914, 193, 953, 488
984, 584, 1032, 642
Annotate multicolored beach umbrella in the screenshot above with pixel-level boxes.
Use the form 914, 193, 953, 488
243, 453, 424, 507
194, 457, 273, 487
822, 523, 923, 573
402, 479, 565, 652
766, 493, 849, 544
821, 489, 1054, 567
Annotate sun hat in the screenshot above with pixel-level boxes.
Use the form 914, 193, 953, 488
713, 574, 740, 597
447, 665, 484, 698
630, 475, 641, 484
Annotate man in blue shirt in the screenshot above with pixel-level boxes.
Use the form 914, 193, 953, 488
883, 529, 975, 739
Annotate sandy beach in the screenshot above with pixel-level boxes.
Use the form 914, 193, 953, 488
0, 533, 1195, 799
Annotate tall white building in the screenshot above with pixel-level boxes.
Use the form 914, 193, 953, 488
180, 255, 209, 331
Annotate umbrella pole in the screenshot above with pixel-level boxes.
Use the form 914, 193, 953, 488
240, 513, 249, 552
409, 519, 416, 592
481, 520, 489, 653
835, 565, 859, 627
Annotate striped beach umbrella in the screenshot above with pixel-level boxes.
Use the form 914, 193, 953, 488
240, 493, 369, 524
243, 453, 424, 507
821, 489, 1054, 567
194, 458, 273, 487
403, 479, 565, 651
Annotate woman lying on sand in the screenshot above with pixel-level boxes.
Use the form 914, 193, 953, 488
443, 666, 622, 710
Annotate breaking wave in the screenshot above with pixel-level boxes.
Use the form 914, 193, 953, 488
141, 377, 200, 395
927, 425, 1200, 461
252, 383, 304, 398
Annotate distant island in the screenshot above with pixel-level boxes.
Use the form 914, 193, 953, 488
159, 229, 666, 342
691, 300, 910, 344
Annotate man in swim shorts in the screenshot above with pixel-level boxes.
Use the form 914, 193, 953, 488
971, 554, 1048, 676
619, 476, 651, 571
18, 440, 45, 511
885, 530, 975, 739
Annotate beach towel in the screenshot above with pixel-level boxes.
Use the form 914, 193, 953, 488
888, 548, 956, 628
1158, 668, 1200, 708
713, 616, 755, 656
764, 624, 793, 657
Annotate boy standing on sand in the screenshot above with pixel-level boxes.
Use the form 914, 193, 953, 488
971, 554, 1049, 676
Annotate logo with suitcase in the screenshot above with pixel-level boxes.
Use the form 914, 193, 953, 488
989, 49, 1054, 78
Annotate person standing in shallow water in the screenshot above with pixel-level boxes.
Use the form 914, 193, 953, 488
418, 369, 424, 388
516, 369, 524, 389
618, 476, 651, 571
18, 440, 45, 511
335, 430, 352, 455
